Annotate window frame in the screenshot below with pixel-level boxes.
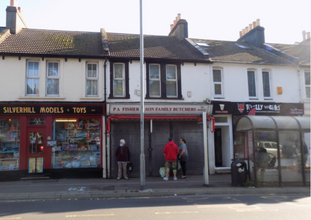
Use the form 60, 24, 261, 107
85, 62, 99, 97
148, 64, 161, 98
26, 60, 40, 96
304, 70, 310, 99
109, 61, 130, 99
146, 62, 182, 99
166, 64, 178, 98
46, 61, 60, 96
262, 69, 272, 99
247, 69, 257, 99
212, 67, 224, 98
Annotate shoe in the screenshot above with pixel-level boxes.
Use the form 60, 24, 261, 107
117, 177, 121, 180
181, 176, 186, 179
174, 177, 177, 181
163, 177, 169, 181
124, 177, 129, 180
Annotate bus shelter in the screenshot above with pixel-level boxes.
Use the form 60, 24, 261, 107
235, 116, 310, 186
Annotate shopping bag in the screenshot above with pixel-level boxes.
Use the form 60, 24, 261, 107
178, 161, 182, 170
159, 167, 166, 177
127, 162, 134, 172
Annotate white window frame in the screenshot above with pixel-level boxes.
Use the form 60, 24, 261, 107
305, 70, 310, 99
149, 64, 161, 97
166, 64, 178, 98
26, 60, 40, 96
46, 61, 60, 96
262, 69, 272, 99
85, 62, 99, 97
212, 67, 224, 98
113, 63, 125, 97
247, 69, 257, 99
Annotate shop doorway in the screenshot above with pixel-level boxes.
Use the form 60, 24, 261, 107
214, 128, 222, 167
27, 128, 47, 174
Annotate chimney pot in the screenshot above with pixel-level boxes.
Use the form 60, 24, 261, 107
242, 29, 245, 35
307, 32, 310, 39
253, 21, 257, 28
177, 13, 181, 20
245, 26, 249, 33
249, 24, 253, 30
256, 19, 260, 26
302, 30, 306, 41
174, 19, 177, 26
10, 0, 16, 6
170, 24, 174, 30
239, 31, 243, 37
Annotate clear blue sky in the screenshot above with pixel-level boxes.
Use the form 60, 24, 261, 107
0, 0, 310, 44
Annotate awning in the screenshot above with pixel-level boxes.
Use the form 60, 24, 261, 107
106, 115, 215, 134
236, 116, 310, 131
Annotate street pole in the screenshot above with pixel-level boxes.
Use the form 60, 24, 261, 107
203, 111, 209, 186
139, 0, 145, 190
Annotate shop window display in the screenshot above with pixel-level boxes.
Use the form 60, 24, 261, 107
52, 118, 101, 169
0, 119, 20, 171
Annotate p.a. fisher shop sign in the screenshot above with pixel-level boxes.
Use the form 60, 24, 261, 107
0, 106, 103, 115
108, 104, 211, 115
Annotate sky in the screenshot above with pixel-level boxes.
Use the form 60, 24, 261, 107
0, 0, 310, 44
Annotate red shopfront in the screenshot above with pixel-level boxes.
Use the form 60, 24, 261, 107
0, 104, 104, 181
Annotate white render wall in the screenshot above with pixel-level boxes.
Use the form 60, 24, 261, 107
211, 63, 300, 102
0, 57, 106, 102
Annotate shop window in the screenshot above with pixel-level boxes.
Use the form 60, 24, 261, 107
29, 118, 45, 125
305, 70, 310, 98
52, 118, 101, 169
0, 119, 20, 171
146, 63, 182, 99
247, 70, 257, 98
213, 68, 223, 97
262, 71, 271, 98
86, 62, 98, 96
26, 61, 39, 95
109, 61, 130, 99
46, 61, 60, 96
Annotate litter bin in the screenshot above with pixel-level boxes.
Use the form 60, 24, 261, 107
231, 159, 247, 186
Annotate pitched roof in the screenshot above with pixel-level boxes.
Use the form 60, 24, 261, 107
0, 28, 106, 57
106, 32, 209, 62
188, 38, 294, 66
267, 39, 310, 66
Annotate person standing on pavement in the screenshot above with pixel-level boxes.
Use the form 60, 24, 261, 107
116, 139, 131, 180
163, 137, 179, 181
178, 138, 189, 179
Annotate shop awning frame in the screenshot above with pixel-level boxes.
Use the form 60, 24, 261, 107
106, 115, 215, 134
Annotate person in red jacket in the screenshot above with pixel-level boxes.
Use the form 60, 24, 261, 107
163, 137, 179, 181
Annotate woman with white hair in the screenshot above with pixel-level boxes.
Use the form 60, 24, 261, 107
116, 139, 131, 180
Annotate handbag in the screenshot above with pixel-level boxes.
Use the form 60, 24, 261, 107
127, 162, 133, 172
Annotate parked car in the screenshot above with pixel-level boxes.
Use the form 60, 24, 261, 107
258, 141, 282, 158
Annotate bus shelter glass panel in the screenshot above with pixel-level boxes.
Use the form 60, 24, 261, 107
279, 131, 303, 183
253, 130, 278, 186
302, 132, 310, 183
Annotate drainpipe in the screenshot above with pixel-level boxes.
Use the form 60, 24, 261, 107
296, 64, 302, 103
104, 57, 108, 178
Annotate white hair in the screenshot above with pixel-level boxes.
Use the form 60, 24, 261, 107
120, 139, 125, 144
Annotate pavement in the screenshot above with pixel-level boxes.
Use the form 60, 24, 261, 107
0, 174, 309, 200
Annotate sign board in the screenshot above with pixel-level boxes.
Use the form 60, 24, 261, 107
47, 140, 57, 146
108, 104, 212, 115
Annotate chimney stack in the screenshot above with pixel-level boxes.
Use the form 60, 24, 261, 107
6, 0, 27, 34
168, 13, 188, 40
238, 19, 265, 47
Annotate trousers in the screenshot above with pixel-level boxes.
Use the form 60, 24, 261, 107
117, 162, 128, 178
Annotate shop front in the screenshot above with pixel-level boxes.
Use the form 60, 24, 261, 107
212, 101, 304, 174
106, 103, 214, 178
0, 104, 104, 181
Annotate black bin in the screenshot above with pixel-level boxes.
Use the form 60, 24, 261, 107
231, 160, 247, 186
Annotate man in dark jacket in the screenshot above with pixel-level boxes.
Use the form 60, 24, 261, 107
163, 137, 179, 181
116, 139, 131, 180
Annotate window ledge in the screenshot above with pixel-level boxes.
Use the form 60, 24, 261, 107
214, 96, 225, 99
264, 98, 273, 100
19, 96, 66, 100
80, 97, 103, 100
249, 97, 258, 100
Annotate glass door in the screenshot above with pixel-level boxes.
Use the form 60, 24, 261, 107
27, 129, 46, 174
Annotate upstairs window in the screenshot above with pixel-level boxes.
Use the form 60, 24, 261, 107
86, 63, 98, 96
166, 65, 177, 97
305, 70, 310, 98
213, 68, 223, 97
46, 61, 59, 95
247, 70, 257, 98
262, 71, 271, 98
149, 64, 161, 97
146, 63, 182, 99
109, 61, 130, 99
26, 61, 39, 95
